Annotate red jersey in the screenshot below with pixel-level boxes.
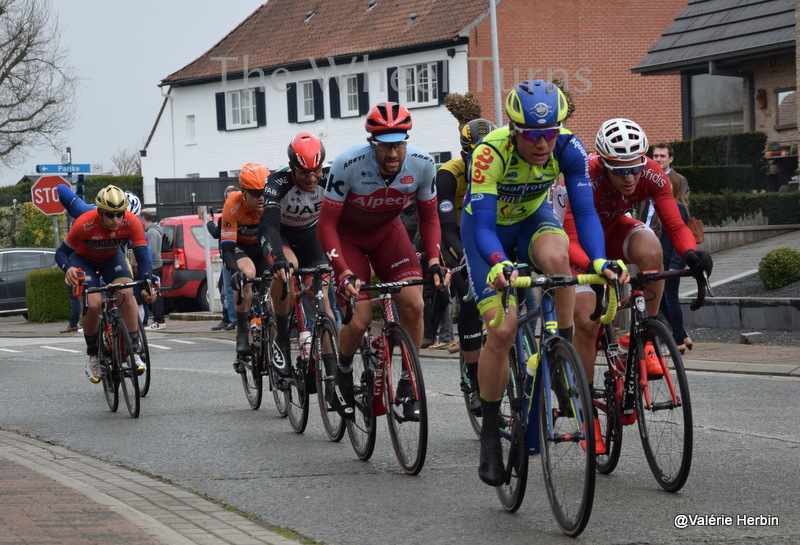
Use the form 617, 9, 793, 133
65, 209, 147, 261
563, 155, 696, 271
220, 191, 261, 246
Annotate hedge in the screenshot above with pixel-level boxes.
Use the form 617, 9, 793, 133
672, 165, 762, 193
26, 267, 72, 322
691, 192, 800, 226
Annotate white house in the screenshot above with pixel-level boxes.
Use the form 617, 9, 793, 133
140, 0, 491, 206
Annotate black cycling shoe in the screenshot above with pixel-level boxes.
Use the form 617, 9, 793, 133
331, 364, 355, 420
478, 399, 504, 486
235, 329, 252, 357
232, 358, 244, 374
274, 339, 293, 379
394, 377, 419, 422
469, 390, 482, 416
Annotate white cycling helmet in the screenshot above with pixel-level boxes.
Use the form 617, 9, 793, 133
124, 191, 141, 216
595, 118, 649, 161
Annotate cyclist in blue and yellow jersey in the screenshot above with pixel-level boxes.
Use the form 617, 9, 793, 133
437, 118, 496, 415
461, 80, 623, 487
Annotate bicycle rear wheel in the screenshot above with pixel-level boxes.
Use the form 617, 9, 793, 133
99, 317, 118, 412
495, 323, 532, 512
540, 337, 595, 537
636, 318, 692, 492
460, 352, 482, 439
385, 325, 428, 475
346, 337, 376, 461
313, 316, 345, 442
592, 325, 623, 475
267, 315, 289, 417
135, 318, 151, 397
114, 319, 140, 418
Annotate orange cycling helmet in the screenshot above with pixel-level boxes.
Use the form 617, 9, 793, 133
365, 102, 412, 142
288, 132, 325, 170
238, 163, 269, 190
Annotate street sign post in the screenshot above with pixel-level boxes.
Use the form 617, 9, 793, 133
31, 175, 71, 215
36, 163, 93, 174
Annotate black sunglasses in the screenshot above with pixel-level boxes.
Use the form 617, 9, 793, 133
245, 189, 263, 198
102, 211, 125, 219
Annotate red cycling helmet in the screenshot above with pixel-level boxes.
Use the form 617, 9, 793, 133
287, 132, 325, 170
365, 102, 412, 142
238, 163, 269, 190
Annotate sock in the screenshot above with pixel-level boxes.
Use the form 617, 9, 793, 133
558, 325, 574, 343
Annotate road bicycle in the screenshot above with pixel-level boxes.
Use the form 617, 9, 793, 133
592, 268, 708, 492
133, 317, 151, 397
236, 271, 288, 415
282, 264, 345, 439
343, 278, 429, 475
81, 277, 154, 418
490, 268, 616, 537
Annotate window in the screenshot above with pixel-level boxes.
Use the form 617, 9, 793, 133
345, 75, 359, 114
215, 89, 265, 131
690, 74, 745, 137
287, 80, 324, 123
403, 62, 438, 106
775, 88, 797, 130
329, 74, 368, 118
430, 151, 452, 164
185, 115, 196, 144
229, 89, 256, 128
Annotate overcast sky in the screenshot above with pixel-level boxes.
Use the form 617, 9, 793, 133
0, 0, 263, 187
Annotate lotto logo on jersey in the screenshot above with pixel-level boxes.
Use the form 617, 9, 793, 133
472, 147, 494, 184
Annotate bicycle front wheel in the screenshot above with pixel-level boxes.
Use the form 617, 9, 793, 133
239, 313, 263, 410
113, 319, 140, 418
636, 318, 693, 492
313, 316, 345, 442
540, 337, 595, 537
346, 337, 377, 461
495, 323, 532, 512
285, 342, 309, 435
460, 351, 482, 439
99, 317, 118, 412
385, 326, 428, 475
135, 318, 151, 397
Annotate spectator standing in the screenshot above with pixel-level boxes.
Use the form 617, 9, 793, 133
208, 185, 238, 331
140, 209, 166, 330
638, 142, 690, 236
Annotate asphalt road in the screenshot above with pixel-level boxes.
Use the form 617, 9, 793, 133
1, 334, 799, 544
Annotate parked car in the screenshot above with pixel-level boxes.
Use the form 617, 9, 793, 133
0, 247, 57, 317
159, 214, 221, 311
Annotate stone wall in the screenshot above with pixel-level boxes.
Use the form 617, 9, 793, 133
701, 225, 800, 254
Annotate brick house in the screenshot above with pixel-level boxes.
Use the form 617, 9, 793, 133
140, 0, 687, 206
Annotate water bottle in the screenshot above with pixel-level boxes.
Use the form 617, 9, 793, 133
299, 330, 311, 358
103, 322, 113, 353
73, 269, 85, 297
615, 332, 630, 375
526, 352, 540, 377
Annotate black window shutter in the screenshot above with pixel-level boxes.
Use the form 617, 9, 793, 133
313, 80, 324, 121
387, 67, 398, 103
329, 77, 341, 119
440, 151, 452, 162
437, 60, 449, 104
287, 82, 297, 123
255, 88, 266, 127
357, 73, 369, 115
218, 171, 228, 177
215, 92, 226, 131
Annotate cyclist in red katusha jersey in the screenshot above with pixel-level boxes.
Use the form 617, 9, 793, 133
55, 185, 156, 384
317, 101, 450, 419
562, 118, 713, 389
221, 163, 271, 366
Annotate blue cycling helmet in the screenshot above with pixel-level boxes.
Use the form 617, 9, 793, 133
124, 191, 141, 216
505, 80, 568, 126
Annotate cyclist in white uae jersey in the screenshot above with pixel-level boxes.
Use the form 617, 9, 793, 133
317, 101, 449, 418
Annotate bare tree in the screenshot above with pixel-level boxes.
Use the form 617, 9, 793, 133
110, 148, 141, 176
0, 0, 77, 168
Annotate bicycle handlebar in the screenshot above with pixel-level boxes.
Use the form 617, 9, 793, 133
488, 273, 617, 329
342, 277, 431, 326
629, 268, 709, 311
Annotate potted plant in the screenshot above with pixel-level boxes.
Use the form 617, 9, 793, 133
765, 142, 777, 158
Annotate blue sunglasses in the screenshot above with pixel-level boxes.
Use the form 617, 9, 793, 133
602, 158, 647, 178
512, 124, 562, 142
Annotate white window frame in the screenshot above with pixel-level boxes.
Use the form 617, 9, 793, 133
402, 62, 438, 107
228, 89, 257, 129
185, 114, 196, 145
297, 80, 316, 122
339, 74, 360, 118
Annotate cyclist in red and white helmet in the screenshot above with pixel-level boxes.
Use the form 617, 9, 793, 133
562, 118, 713, 388
317, 101, 450, 420
259, 132, 337, 381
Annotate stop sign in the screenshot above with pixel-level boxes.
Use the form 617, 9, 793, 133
31, 175, 71, 215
